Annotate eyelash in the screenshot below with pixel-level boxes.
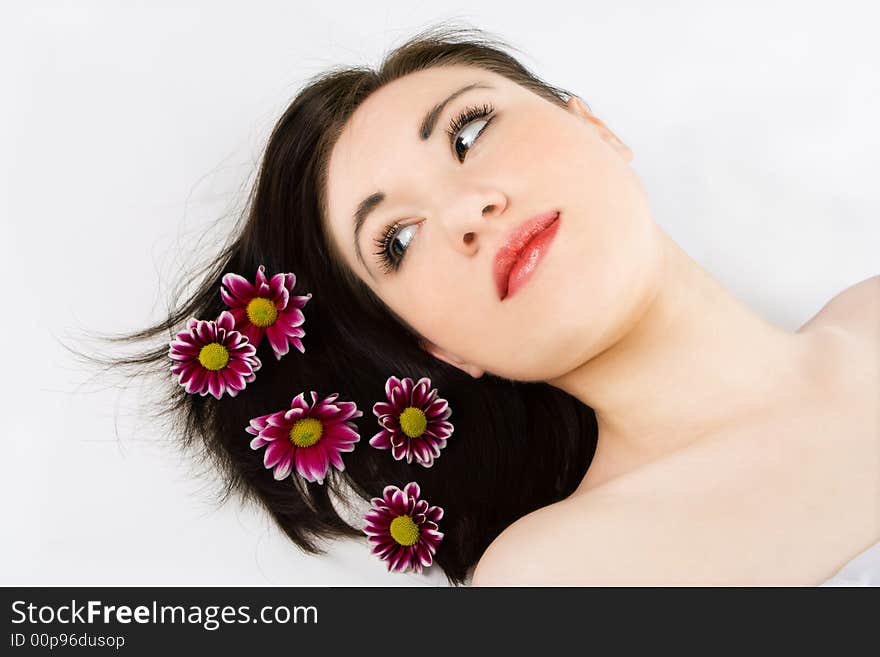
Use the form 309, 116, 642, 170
371, 102, 497, 275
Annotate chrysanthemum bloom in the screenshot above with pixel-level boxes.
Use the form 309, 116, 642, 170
370, 376, 454, 467
363, 482, 444, 574
168, 310, 261, 400
220, 264, 312, 360
245, 391, 363, 484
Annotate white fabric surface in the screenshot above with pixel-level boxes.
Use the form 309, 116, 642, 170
819, 541, 880, 587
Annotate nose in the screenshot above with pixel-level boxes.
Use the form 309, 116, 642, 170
441, 188, 508, 252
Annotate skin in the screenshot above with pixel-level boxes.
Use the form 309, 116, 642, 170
324, 64, 880, 584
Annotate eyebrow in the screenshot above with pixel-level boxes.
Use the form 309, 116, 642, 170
352, 81, 495, 276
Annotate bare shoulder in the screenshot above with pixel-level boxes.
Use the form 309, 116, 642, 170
471, 500, 584, 586
800, 275, 880, 345
471, 493, 642, 586
472, 488, 703, 586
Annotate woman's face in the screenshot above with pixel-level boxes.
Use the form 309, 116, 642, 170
324, 64, 659, 382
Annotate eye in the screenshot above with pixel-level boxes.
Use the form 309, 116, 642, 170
445, 102, 496, 163
372, 221, 420, 275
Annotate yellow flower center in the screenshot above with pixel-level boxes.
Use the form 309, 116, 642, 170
197, 343, 229, 371
399, 407, 427, 438
389, 515, 420, 546
289, 418, 323, 448
246, 297, 278, 327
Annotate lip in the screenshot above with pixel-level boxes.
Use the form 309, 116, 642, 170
493, 210, 560, 301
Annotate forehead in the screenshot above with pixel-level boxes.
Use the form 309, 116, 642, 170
324, 65, 518, 259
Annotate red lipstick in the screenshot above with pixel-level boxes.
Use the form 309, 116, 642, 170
493, 211, 560, 301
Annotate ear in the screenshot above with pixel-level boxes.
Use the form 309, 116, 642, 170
420, 339, 484, 379
565, 96, 633, 163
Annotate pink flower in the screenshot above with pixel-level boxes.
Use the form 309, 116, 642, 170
168, 310, 261, 400
220, 264, 312, 360
246, 391, 362, 484
363, 482, 444, 574
370, 376, 454, 467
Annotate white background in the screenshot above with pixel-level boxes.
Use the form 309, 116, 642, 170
1, 1, 877, 586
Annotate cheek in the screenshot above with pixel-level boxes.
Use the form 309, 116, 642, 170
386, 255, 479, 344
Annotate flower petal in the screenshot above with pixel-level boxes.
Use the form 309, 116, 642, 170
403, 481, 420, 502
425, 398, 450, 419
264, 440, 290, 469
221, 272, 257, 306
373, 401, 396, 417
412, 377, 432, 407
216, 310, 235, 333
265, 324, 292, 360
369, 429, 393, 449
273, 455, 293, 480
384, 375, 402, 401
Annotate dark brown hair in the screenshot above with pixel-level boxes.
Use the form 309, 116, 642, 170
76, 22, 598, 585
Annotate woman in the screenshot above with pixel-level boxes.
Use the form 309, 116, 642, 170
99, 24, 879, 586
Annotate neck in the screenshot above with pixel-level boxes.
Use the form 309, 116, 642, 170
547, 226, 813, 489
